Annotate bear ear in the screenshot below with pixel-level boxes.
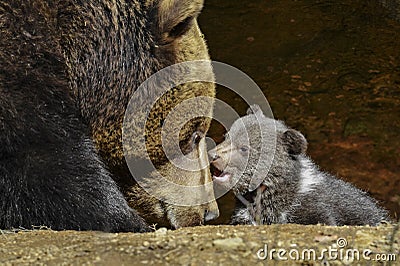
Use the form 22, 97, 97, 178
246, 104, 263, 116
282, 129, 308, 156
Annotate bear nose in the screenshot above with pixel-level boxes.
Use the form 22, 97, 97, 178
204, 208, 219, 222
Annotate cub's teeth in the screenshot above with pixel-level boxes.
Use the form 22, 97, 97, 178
213, 173, 231, 183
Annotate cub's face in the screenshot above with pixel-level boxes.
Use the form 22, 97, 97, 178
209, 105, 307, 197
209, 108, 276, 195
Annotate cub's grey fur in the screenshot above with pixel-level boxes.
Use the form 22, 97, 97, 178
209, 105, 389, 226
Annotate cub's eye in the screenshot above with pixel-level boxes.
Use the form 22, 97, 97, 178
168, 16, 194, 39
240, 146, 249, 153
193, 131, 202, 145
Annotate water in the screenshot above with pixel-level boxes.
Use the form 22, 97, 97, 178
199, 0, 400, 223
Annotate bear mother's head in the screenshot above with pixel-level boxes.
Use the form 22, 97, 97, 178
58, 0, 219, 228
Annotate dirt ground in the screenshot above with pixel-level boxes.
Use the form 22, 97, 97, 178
1, 223, 398, 265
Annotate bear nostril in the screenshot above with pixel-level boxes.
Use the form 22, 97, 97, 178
204, 209, 219, 222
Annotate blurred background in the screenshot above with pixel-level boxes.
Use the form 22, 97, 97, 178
199, 0, 400, 223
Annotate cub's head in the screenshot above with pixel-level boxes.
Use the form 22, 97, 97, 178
209, 105, 308, 196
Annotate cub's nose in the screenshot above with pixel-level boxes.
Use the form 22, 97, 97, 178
204, 208, 219, 222
208, 149, 220, 162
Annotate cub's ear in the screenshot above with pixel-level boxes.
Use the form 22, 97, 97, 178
246, 104, 263, 116
282, 129, 308, 156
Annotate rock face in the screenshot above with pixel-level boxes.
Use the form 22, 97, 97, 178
381, 0, 400, 21
0, 224, 398, 265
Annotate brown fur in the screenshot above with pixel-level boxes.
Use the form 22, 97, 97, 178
59, 0, 218, 228
1, 0, 218, 229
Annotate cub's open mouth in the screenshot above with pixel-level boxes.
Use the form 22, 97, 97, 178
210, 164, 231, 183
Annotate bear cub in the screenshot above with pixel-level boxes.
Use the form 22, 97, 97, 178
209, 105, 389, 226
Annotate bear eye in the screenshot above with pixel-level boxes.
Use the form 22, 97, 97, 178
168, 16, 194, 39
240, 146, 249, 153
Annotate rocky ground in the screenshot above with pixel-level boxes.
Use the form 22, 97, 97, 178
1, 223, 398, 265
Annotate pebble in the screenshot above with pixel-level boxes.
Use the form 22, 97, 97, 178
213, 237, 244, 250
248, 242, 259, 248
155, 227, 168, 236
247, 36, 255, 42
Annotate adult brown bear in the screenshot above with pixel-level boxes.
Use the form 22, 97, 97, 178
0, 0, 218, 231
